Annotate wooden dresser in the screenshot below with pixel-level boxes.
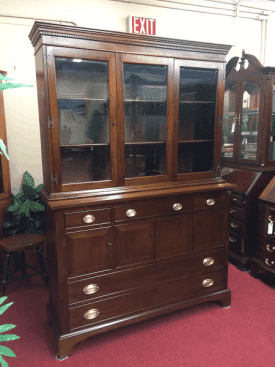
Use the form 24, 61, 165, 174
29, 22, 234, 359
221, 53, 275, 271
251, 176, 275, 278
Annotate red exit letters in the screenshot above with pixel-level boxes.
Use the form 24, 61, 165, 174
127, 16, 156, 35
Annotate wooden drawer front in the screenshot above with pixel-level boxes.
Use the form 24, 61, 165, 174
257, 235, 275, 266
231, 194, 245, 208
69, 269, 224, 330
193, 192, 226, 211
228, 232, 244, 255
229, 219, 244, 236
68, 249, 226, 305
65, 208, 111, 229
114, 196, 192, 222
230, 206, 245, 223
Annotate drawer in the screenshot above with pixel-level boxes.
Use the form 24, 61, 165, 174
64, 208, 111, 229
114, 196, 192, 222
230, 206, 245, 222
69, 269, 224, 330
228, 232, 245, 255
231, 193, 245, 208
229, 219, 244, 236
193, 192, 226, 211
67, 248, 226, 305
256, 235, 275, 263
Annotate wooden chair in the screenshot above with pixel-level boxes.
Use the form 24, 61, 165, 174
0, 233, 48, 296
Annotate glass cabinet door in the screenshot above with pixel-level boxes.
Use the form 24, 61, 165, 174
176, 64, 218, 175
269, 85, 275, 161
48, 50, 117, 190
122, 63, 168, 178
238, 82, 260, 161
222, 84, 237, 159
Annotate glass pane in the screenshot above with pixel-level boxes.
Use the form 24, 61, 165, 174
55, 57, 110, 183
123, 63, 167, 178
269, 85, 275, 160
178, 67, 217, 173
239, 82, 260, 161
222, 85, 237, 159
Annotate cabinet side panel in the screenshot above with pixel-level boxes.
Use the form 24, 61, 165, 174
34, 46, 53, 192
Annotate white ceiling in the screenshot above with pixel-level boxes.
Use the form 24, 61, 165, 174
113, 0, 275, 19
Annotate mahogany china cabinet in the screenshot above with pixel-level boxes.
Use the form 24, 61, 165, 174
29, 22, 234, 359
221, 52, 275, 272
250, 176, 275, 278
0, 71, 11, 239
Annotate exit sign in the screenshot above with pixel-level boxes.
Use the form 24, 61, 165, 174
127, 16, 156, 35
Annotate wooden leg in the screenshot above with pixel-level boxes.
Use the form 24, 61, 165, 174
1, 252, 11, 296
36, 248, 48, 284
20, 251, 26, 276
250, 260, 259, 279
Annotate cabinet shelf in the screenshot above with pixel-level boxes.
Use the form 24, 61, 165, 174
179, 101, 215, 104
179, 140, 213, 144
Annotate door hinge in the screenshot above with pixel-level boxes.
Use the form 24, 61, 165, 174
48, 117, 54, 129
43, 60, 49, 68
51, 174, 58, 186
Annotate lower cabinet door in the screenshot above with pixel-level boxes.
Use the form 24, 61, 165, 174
193, 208, 226, 252
115, 220, 155, 268
66, 226, 114, 278
155, 214, 191, 260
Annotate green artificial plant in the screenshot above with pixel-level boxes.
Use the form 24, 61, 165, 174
3, 171, 45, 237
0, 297, 20, 367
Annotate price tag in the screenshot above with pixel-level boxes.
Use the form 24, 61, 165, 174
231, 122, 235, 133
268, 222, 274, 235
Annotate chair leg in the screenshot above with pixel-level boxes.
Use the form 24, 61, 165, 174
20, 251, 26, 276
2, 252, 11, 296
36, 248, 48, 284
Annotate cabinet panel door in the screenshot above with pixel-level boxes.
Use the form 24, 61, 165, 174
116, 53, 174, 185
193, 208, 226, 252
115, 220, 154, 268
47, 47, 118, 192
66, 226, 114, 278
174, 59, 223, 181
155, 215, 191, 260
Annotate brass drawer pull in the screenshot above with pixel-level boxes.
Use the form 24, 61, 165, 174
84, 309, 100, 320
230, 208, 235, 214
229, 237, 237, 243
231, 222, 239, 228
265, 258, 275, 267
83, 284, 99, 295
203, 257, 214, 266
83, 214, 95, 224
266, 244, 275, 252
206, 199, 215, 206
202, 279, 214, 287
173, 203, 182, 211
126, 209, 136, 217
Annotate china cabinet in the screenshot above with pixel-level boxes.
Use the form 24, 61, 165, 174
221, 52, 275, 271
250, 176, 275, 278
29, 22, 233, 359
0, 71, 11, 239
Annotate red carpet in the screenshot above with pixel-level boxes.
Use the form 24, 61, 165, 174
2, 264, 275, 367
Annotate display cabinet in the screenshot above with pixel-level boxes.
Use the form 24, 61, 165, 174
250, 176, 275, 278
0, 71, 11, 239
29, 22, 234, 359
221, 52, 275, 271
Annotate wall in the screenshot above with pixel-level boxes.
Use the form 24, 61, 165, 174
0, 0, 273, 192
